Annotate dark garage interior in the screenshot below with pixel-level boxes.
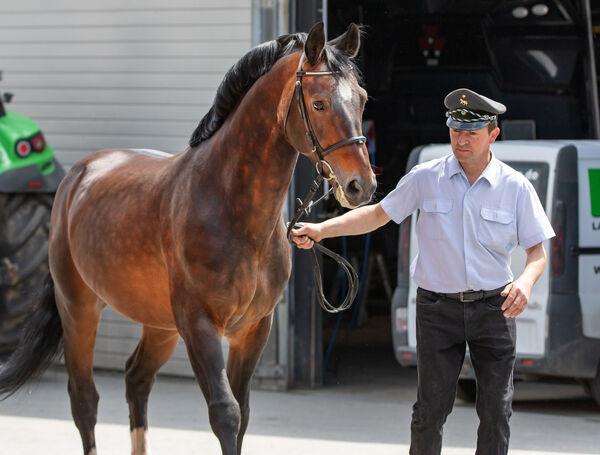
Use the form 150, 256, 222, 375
312, 0, 596, 386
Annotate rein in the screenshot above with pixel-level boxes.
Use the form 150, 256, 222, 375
284, 54, 365, 313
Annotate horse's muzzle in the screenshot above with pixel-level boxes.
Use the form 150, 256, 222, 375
339, 175, 376, 208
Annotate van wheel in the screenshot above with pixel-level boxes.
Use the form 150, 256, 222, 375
0, 194, 53, 356
456, 379, 477, 403
588, 364, 600, 409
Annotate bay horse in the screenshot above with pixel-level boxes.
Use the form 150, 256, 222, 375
0, 22, 376, 455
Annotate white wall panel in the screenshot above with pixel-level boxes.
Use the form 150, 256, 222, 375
1, 57, 238, 74
0, 0, 249, 10
0, 41, 249, 58
0, 10, 250, 27
3, 73, 224, 90
0, 1, 251, 167
7, 88, 216, 106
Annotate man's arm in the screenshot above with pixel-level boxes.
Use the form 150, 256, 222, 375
291, 203, 391, 249
500, 242, 547, 318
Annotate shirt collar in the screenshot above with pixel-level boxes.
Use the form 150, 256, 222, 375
445, 151, 500, 187
480, 152, 500, 187
446, 154, 463, 179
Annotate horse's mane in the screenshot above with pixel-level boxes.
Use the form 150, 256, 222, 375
189, 32, 359, 147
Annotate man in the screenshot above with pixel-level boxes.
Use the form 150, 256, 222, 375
291, 88, 555, 454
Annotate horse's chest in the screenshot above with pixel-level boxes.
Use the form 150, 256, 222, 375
236, 242, 290, 300
219, 238, 291, 327
175, 220, 291, 328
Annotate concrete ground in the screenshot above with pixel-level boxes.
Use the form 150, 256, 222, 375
1, 347, 599, 455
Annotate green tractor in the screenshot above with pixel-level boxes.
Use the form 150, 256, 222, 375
0, 71, 64, 354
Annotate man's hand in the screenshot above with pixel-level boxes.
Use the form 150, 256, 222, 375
500, 279, 532, 318
500, 242, 547, 318
289, 203, 391, 250
291, 222, 322, 249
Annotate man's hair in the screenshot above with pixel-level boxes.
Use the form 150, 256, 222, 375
488, 119, 498, 133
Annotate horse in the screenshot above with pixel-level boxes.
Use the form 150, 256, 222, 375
0, 22, 376, 455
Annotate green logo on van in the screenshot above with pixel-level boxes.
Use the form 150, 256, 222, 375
590, 169, 600, 217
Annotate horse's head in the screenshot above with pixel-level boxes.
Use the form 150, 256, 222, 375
284, 23, 376, 209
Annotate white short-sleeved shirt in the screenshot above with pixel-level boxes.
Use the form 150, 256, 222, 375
380, 152, 555, 293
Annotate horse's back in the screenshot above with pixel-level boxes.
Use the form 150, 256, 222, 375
49, 148, 178, 328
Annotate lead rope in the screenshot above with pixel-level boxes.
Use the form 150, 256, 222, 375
286, 170, 359, 313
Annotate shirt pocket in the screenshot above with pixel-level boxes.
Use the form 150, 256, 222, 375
420, 198, 454, 240
478, 207, 516, 252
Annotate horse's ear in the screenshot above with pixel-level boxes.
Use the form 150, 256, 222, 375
304, 22, 325, 65
328, 23, 361, 58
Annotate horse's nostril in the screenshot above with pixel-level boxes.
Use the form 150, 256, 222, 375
346, 179, 362, 196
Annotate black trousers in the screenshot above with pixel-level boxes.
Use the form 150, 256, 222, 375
410, 288, 516, 455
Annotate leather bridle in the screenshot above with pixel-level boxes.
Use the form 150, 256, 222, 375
284, 54, 366, 176
285, 53, 365, 313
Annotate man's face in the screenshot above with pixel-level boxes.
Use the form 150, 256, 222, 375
449, 126, 500, 166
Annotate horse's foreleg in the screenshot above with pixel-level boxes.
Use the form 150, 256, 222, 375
178, 315, 240, 455
125, 326, 179, 455
58, 293, 103, 455
226, 314, 273, 455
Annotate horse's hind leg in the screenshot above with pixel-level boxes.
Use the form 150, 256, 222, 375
57, 289, 103, 455
226, 315, 273, 455
125, 326, 179, 455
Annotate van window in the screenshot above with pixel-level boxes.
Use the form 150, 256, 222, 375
504, 161, 549, 209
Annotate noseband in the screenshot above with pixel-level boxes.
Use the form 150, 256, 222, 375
285, 54, 365, 313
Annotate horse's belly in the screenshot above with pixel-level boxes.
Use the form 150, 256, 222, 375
99, 268, 175, 329
75, 251, 175, 328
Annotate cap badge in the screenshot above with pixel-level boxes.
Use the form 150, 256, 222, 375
460, 95, 468, 106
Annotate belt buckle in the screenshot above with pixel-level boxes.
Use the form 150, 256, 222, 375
459, 291, 476, 303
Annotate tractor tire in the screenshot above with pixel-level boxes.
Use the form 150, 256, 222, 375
455, 378, 477, 403
0, 193, 53, 355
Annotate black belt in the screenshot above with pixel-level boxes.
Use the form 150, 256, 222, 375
419, 285, 506, 303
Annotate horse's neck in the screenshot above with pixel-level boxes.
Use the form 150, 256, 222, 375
191, 65, 298, 239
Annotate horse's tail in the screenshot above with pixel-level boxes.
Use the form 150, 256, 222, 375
0, 273, 63, 399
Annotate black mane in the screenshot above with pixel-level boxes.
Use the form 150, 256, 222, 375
189, 32, 359, 147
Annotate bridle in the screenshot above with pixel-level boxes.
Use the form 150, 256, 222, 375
284, 53, 366, 313
284, 54, 366, 174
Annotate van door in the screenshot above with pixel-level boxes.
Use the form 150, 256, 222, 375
576, 144, 600, 340
504, 160, 551, 356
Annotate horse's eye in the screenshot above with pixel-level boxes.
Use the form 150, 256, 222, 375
313, 101, 325, 111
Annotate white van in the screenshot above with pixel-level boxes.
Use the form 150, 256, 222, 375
391, 141, 600, 406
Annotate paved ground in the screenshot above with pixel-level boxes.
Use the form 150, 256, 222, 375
1, 349, 598, 455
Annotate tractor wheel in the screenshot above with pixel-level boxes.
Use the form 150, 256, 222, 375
456, 378, 477, 403
0, 193, 53, 355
